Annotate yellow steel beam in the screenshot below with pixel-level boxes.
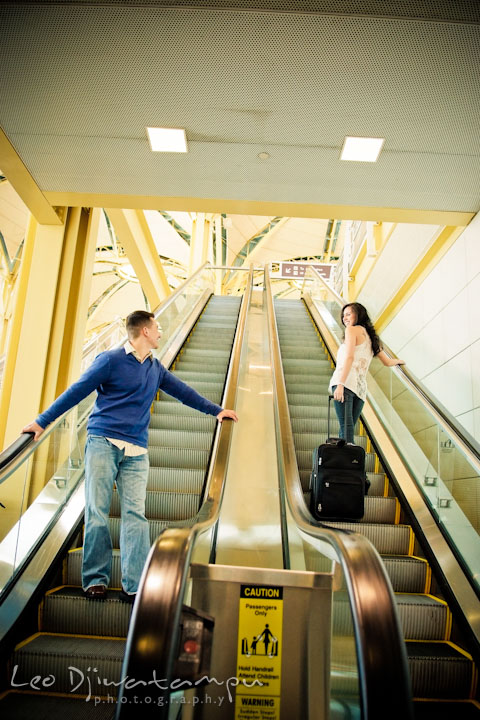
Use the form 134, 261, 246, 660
0, 247, 22, 356
27, 208, 99, 506
214, 215, 223, 295
0, 214, 68, 537
0, 128, 62, 225
105, 208, 170, 309
374, 225, 465, 333
41, 207, 99, 404
349, 222, 396, 300
189, 213, 212, 276
0, 215, 66, 450
44, 191, 475, 227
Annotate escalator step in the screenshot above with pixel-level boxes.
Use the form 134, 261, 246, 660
110, 489, 200, 520
148, 428, 213, 450
282, 360, 332, 375
148, 446, 209, 469
147, 466, 205, 493
149, 414, 218, 432
289, 404, 333, 419
328, 593, 448, 640
153, 380, 223, 396
280, 347, 327, 360
288, 393, 335, 407
41, 587, 132, 636
109, 517, 194, 548
165, 370, 226, 384
396, 594, 449, 640
178, 346, 231, 357
406, 641, 475, 697
153, 399, 222, 415
174, 358, 229, 370
10, 634, 125, 695
381, 555, 429, 593
66, 548, 122, 588
285, 379, 334, 394
320, 521, 411, 554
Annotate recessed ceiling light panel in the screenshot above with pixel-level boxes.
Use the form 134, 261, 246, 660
146, 127, 188, 153
340, 136, 385, 162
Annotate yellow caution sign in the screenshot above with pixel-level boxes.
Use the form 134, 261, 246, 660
235, 584, 283, 720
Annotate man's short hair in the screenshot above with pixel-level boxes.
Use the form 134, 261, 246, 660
126, 310, 155, 338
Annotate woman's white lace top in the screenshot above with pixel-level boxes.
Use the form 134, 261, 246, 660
329, 335, 373, 401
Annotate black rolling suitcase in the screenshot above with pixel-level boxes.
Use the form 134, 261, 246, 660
309, 395, 368, 521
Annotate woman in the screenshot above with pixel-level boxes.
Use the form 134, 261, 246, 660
329, 303, 404, 443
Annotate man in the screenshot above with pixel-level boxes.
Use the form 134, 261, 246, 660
23, 310, 238, 602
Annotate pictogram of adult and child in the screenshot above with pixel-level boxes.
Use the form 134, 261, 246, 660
241, 624, 278, 657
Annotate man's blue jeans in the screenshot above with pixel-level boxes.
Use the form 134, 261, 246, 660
82, 435, 150, 594
332, 386, 364, 444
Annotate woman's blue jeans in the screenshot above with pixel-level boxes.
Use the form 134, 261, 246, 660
82, 435, 150, 594
332, 386, 364, 443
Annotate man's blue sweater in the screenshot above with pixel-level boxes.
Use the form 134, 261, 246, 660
36, 348, 223, 448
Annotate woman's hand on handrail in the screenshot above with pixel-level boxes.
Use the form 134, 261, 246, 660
377, 350, 405, 367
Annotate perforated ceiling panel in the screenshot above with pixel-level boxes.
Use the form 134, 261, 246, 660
1, 2, 479, 213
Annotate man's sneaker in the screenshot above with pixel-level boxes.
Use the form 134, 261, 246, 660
84, 584, 107, 600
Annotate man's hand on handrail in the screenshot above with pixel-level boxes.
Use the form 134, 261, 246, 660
22, 421, 45, 441
216, 409, 238, 423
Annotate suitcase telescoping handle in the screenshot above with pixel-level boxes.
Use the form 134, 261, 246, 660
328, 392, 348, 443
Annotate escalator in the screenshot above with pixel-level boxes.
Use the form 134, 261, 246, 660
3, 264, 477, 719
272, 295, 480, 719
116, 280, 414, 720
0, 290, 244, 718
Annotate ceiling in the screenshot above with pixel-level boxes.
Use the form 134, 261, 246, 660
0, 1, 479, 225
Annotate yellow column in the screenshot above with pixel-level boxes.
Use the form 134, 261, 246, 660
0, 214, 66, 450
214, 215, 223, 295
105, 208, 170, 309
189, 213, 212, 276
41, 207, 99, 404
348, 222, 396, 300
0, 247, 21, 356
26, 207, 99, 506
374, 225, 464, 332
0, 213, 66, 538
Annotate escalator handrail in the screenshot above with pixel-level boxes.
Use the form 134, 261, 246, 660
0, 432, 34, 473
266, 268, 414, 720
0, 262, 216, 480
303, 265, 480, 464
116, 269, 253, 718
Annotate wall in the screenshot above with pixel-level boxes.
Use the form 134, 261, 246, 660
381, 213, 480, 441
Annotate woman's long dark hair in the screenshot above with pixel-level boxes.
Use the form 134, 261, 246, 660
341, 302, 381, 356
